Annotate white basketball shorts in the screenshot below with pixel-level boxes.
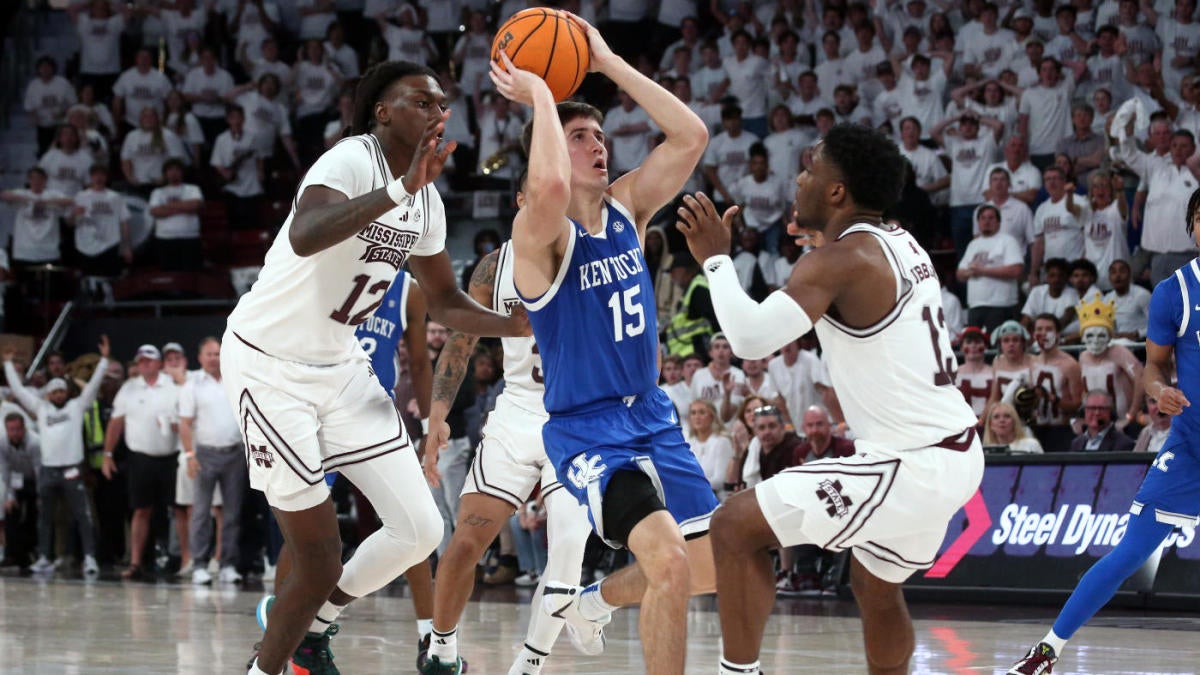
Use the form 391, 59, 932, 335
461, 396, 562, 509
755, 430, 984, 584
221, 329, 413, 511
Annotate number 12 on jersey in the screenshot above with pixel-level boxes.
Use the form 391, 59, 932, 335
607, 287, 645, 342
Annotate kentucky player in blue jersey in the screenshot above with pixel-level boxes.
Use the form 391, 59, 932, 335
490, 17, 717, 674
1009, 190, 1200, 675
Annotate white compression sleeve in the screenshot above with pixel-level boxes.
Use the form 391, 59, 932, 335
701, 255, 813, 359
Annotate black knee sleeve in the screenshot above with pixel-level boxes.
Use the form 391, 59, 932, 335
601, 469, 666, 547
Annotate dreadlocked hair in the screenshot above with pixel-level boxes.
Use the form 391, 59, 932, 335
351, 61, 439, 136
1187, 187, 1200, 237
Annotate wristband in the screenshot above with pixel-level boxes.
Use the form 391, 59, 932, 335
103, 452, 113, 458
386, 175, 413, 205
421, 418, 430, 434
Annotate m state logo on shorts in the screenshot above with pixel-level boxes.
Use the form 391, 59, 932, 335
250, 444, 274, 469
816, 478, 852, 519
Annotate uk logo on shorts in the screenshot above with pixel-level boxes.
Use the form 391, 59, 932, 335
816, 479, 852, 518
567, 453, 607, 490
250, 444, 275, 469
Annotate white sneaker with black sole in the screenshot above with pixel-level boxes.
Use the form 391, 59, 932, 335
542, 582, 608, 656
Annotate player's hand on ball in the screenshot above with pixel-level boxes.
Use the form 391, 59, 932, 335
421, 419, 451, 487
565, 13, 614, 73
490, 51, 550, 106
1157, 385, 1190, 416
676, 191, 738, 263
402, 109, 457, 195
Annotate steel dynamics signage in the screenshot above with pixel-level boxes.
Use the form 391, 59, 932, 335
912, 455, 1200, 596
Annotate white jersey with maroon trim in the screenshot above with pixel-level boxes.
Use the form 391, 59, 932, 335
814, 223, 978, 452
227, 134, 446, 365
493, 241, 546, 415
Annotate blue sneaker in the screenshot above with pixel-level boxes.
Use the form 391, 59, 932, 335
256, 595, 274, 630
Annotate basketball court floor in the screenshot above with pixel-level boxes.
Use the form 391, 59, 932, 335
2, 574, 1198, 674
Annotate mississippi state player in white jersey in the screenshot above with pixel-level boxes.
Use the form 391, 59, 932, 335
678, 124, 984, 675
222, 61, 526, 675
420, 231, 592, 675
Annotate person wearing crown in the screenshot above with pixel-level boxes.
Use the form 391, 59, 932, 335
1076, 294, 1145, 430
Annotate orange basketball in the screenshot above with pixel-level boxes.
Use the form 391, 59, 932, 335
491, 8, 590, 102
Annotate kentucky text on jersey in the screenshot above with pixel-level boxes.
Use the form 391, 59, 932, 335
359, 314, 396, 339
577, 247, 647, 291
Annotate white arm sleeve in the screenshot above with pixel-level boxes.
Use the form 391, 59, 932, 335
702, 255, 813, 360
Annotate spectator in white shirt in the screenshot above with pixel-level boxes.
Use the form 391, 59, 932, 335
378, 5, 438, 66
297, 0, 337, 40
763, 104, 810, 185
39, 125, 94, 198
963, 3, 1018, 79
1104, 259, 1152, 339
786, 71, 832, 132
1018, 57, 1076, 170
893, 52, 948, 141
226, 0, 280, 63
210, 105, 264, 230
603, 90, 655, 176
24, 57, 78, 156
1112, 127, 1200, 284
692, 41, 731, 105
814, 31, 851, 100
979, 167, 1036, 251
70, 165, 132, 276
731, 227, 776, 300
841, 22, 888, 95
70, 0, 130, 99
240, 36, 293, 100
292, 39, 344, 165
897, 117, 949, 206
164, 89, 206, 165
660, 354, 693, 421
102, 344, 182, 580
120, 107, 189, 197
1031, 165, 1088, 286
659, 16, 703, 75
685, 399, 735, 499
451, 11, 494, 97
181, 337, 246, 585
228, 73, 302, 169
691, 334, 747, 423
182, 46, 237, 143
933, 110, 1005, 260
1, 167, 73, 266
768, 338, 838, 428
1083, 170, 1131, 291
113, 48, 174, 133
324, 21, 360, 79
148, 158, 204, 271
988, 133, 1043, 206
703, 104, 760, 210
723, 29, 772, 137
1021, 257, 1080, 330
958, 204, 1026, 332
2, 336, 110, 577
731, 142, 791, 252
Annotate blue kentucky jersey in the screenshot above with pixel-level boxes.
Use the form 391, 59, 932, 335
520, 199, 658, 414
355, 270, 410, 397
1148, 257, 1200, 435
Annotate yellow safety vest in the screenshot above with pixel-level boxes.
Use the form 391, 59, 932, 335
665, 275, 713, 357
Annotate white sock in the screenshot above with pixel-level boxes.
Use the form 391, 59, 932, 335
428, 626, 458, 662
719, 657, 761, 674
308, 599, 344, 634
510, 644, 549, 674
247, 657, 283, 675
417, 618, 433, 640
1041, 629, 1067, 655
578, 581, 616, 621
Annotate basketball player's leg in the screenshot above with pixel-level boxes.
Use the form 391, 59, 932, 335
706, 488, 780, 671
849, 556, 914, 675
426, 490, 512, 662
256, 498, 344, 674
510, 482, 590, 673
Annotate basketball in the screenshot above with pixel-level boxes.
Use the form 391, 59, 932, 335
491, 8, 590, 102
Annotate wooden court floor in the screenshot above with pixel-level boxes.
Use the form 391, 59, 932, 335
1, 575, 1198, 674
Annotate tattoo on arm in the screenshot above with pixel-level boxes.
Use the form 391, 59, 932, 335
430, 249, 500, 405
463, 513, 493, 527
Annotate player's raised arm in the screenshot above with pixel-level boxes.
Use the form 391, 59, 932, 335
490, 51, 571, 298
288, 110, 454, 257
676, 192, 843, 359
573, 16, 709, 230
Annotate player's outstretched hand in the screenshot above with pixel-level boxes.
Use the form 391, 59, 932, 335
1157, 385, 1191, 416
421, 418, 452, 487
490, 51, 550, 106
676, 191, 738, 264
564, 12, 615, 73
402, 109, 457, 195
